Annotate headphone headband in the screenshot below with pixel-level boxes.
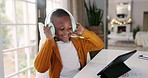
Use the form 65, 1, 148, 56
45, 8, 76, 32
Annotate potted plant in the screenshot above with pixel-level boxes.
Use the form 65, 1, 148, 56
84, 0, 104, 26
84, 0, 104, 41
133, 26, 140, 39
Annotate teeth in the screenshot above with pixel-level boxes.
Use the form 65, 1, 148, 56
63, 35, 68, 37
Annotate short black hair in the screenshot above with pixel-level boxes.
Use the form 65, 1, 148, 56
50, 9, 70, 22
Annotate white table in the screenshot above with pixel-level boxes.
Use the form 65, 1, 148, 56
74, 49, 148, 78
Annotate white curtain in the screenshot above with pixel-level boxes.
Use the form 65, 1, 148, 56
67, 0, 86, 26
46, 0, 68, 15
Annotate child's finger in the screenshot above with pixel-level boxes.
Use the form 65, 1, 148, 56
76, 23, 80, 28
48, 26, 52, 29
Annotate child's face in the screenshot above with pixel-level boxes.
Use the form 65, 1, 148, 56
52, 16, 73, 42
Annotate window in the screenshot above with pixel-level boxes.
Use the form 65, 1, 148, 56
0, 0, 37, 78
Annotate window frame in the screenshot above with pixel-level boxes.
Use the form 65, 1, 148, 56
0, 0, 38, 78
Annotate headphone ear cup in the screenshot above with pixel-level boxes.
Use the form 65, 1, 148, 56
48, 22, 55, 35
71, 20, 76, 32
70, 15, 76, 32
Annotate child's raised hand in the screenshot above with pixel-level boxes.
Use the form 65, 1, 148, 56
43, 25, 53, 39
74, 23, 84, 36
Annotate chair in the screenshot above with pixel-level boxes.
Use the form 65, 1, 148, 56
35, 22, 50, 78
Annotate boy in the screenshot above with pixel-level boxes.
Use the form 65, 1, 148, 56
34, 9, 104, 78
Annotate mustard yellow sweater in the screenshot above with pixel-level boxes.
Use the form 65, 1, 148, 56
34, 28, 104, 78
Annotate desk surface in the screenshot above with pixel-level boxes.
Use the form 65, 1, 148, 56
74, 49, 148, 78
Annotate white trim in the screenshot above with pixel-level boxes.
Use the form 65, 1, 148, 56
17, 0, 36, 4
25, 3, 31, 77
13, 1, 19, 77
5, 66, 34, 78
1, 24, 36, 25
0, 19, 4, 78
3, 44, 36, 53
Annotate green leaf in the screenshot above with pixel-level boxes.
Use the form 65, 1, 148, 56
84, 0, 104, 26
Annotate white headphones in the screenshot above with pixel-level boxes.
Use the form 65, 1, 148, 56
45, 8, 76, 36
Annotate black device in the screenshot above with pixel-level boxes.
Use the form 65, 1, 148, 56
97, 50, 137, 78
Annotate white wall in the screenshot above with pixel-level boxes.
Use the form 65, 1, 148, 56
132, 0, 148, 29
108, 0, 148, 30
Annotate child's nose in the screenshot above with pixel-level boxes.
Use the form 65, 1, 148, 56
63, 30, 69, 34
64, 30, 72, 34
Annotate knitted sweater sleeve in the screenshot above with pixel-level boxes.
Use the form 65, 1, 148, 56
34, 38, 54, 73
81, 28, 104, 53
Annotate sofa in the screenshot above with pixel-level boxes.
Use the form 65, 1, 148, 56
135, 31, 148, 47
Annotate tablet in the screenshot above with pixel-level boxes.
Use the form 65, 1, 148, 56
97, 50, 137, 78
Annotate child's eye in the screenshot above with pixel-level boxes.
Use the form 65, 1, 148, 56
69, 27, 72, 30
60, 27, 64, 30
69, 26, 72, 30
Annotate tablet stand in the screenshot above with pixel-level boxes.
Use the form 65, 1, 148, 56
97, 62, 131, 78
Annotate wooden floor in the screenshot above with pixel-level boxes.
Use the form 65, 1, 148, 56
108, 39, 148, 52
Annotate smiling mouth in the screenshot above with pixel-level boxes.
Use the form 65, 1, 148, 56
62, 35, 69, 38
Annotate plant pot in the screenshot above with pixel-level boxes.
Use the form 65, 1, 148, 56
86, 25, 104, 41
